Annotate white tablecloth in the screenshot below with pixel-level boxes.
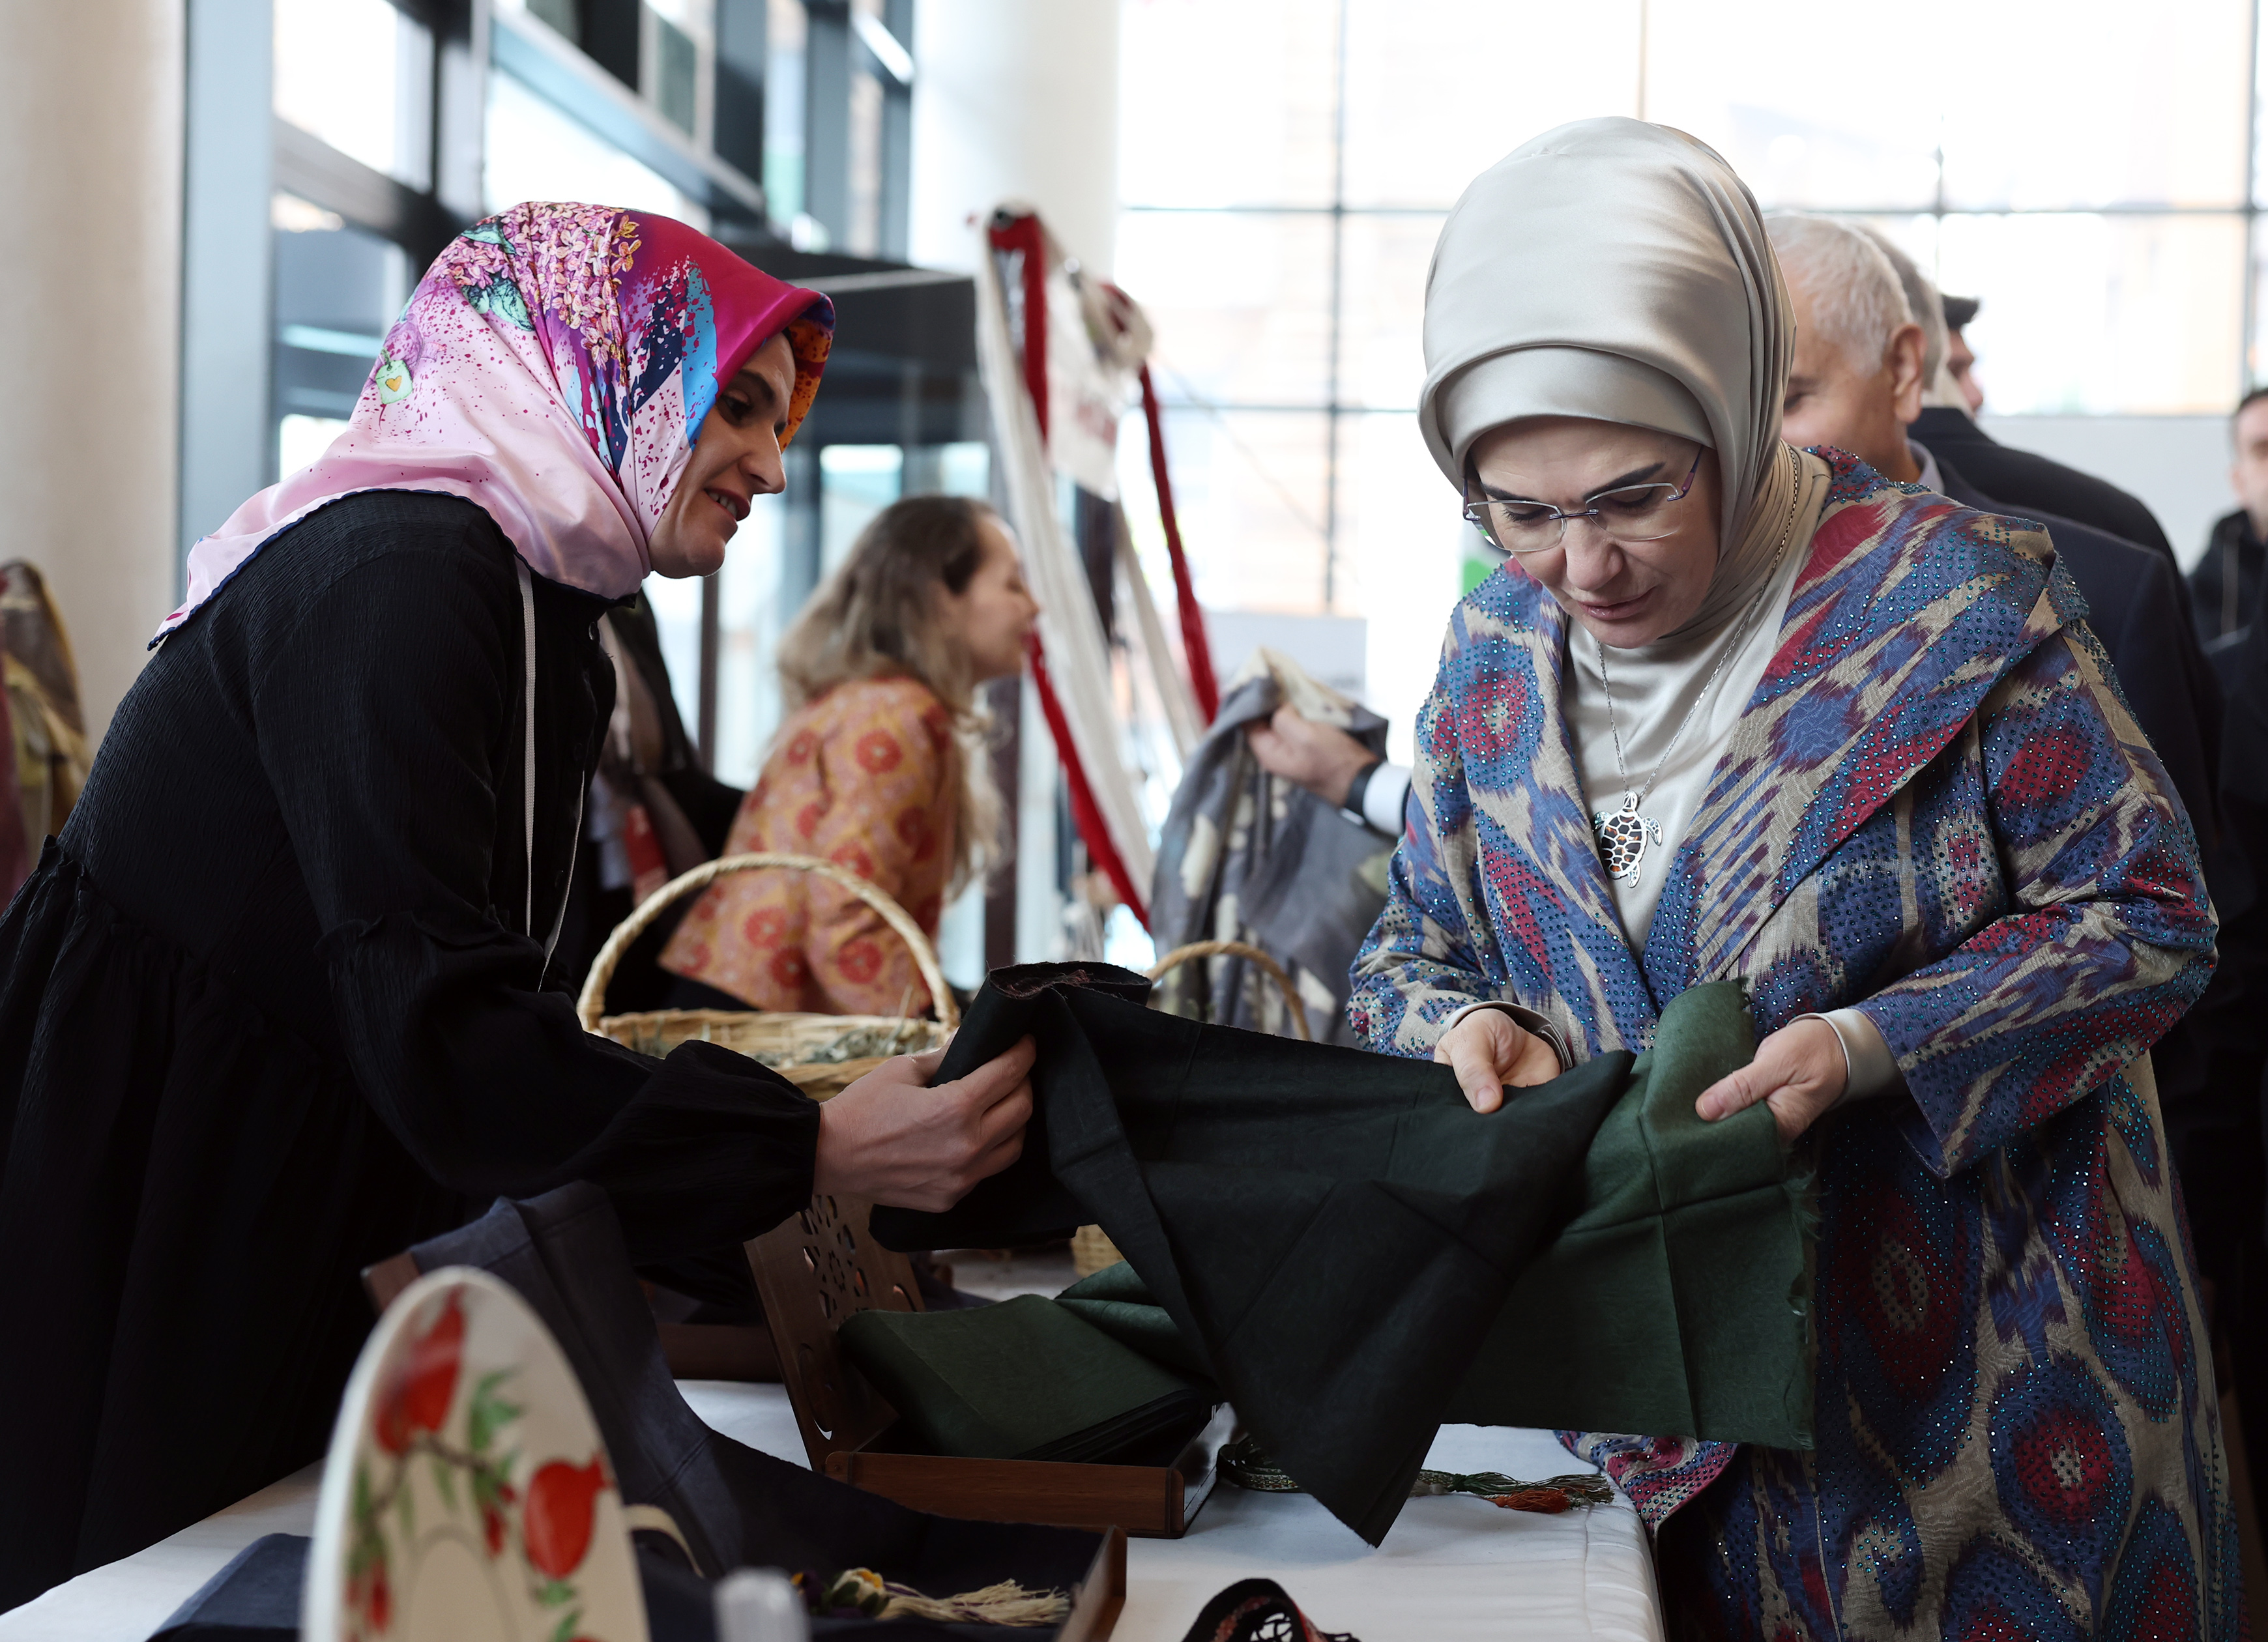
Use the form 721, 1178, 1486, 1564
0, 1383, 1661, 1641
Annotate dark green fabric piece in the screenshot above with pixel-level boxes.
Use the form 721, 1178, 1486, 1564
1439, 981, 1814, 1446
873, 963, 1632, 1544
1055, 1264, 1217, 1385
837, 1295, 1215, 1465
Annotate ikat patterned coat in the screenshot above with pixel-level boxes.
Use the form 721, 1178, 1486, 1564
1349, 451, 2237, 1639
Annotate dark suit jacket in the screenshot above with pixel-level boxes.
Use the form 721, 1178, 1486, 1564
1913, 405, 2175, 564
2190, 508, 2264, 644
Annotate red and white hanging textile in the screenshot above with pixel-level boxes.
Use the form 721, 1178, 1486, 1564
978, 212, 1156, 920
983, 207, 1234, 925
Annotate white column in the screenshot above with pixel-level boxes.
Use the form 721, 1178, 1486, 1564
0, 0, 186, 739
910, 0, 1118, 962
907, 0, 1120, 276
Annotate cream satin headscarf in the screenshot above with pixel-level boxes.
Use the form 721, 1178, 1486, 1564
1418, 117, 1827, 943
1418, 116, 1801, 642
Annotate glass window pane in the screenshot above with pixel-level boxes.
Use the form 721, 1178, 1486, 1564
820, 446, 905, 576
766, 0, 809, 225
1119, 0, 1342, 208
1644, 0, 2249, 210
274, 0, 434, 189
1337, 213, 1444, 410
846, 67, 884, 255
272, 195, 412, 476
1118, 211, 1336, 407
1141, 410, 1332, 616
485, 68, 710, 226
1642, 3, 1940, 211
1337, 412, 1469, 764
1937, 0, 2249, 209
650, 11, 701, 136
1340, 0, 1641, 209
1937, 213, 2245, 415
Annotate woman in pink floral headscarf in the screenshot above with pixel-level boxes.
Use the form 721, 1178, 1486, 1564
0, 205, 1036, 1607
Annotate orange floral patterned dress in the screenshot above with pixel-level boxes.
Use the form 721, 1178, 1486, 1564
659, 676, 957, 1016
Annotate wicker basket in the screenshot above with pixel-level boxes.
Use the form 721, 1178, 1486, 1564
575, 852, 960, 1100
1146, 938, 1313, 1043
1069, 938, 1313, 1278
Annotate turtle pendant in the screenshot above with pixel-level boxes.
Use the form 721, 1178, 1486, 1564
1593, 792, 1662, 887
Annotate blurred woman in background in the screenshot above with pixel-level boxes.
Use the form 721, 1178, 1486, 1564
660, 495, 1038, 1016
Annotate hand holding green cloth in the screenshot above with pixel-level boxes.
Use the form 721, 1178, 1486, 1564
871, 964, 1809, 1544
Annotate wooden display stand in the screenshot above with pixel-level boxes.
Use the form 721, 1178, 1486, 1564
744, 1194, 1227, 1540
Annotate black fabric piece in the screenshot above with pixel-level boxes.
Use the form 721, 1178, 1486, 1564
872, 963, 1627, 1546
406, 1184, 1103, 1634
1910, 406, 2175, 562
2189, 508, 2265, 644
0, 493, 821, 1612
1029, 981, 1810, 1452
147, 1534, 308, 1641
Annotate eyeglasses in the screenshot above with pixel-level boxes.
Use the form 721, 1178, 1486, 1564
1462, 444, 1706, 555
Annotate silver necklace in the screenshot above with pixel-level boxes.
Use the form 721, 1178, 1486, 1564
1591, 446, 1805, 888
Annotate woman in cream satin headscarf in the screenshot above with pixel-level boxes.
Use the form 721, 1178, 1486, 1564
1351, 119, 2233, 1635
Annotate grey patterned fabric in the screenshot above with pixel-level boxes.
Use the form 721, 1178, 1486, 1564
1148, 650, 1393, 1045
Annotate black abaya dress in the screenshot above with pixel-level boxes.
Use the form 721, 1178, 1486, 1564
0, 492, 821, 1609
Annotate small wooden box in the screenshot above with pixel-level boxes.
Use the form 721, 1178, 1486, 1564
824, 1405, 1232, 1537
747, 1196, 1227, 1542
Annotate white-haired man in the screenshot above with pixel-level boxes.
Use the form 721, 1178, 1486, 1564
1766, 211, 2217, 837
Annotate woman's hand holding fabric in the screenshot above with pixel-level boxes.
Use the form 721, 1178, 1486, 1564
1245, 705, 1374, 807
1694, 1016, 1845, 1142
813, 1035, 1036, 1210
1435, 1008, 1563, 1114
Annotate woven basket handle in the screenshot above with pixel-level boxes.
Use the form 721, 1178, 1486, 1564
1147, 940, 1313, 1041
575, 851, 961, 1033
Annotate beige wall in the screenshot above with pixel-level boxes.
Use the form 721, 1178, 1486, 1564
0, 0, 186, 740
907, 0, 1120, 277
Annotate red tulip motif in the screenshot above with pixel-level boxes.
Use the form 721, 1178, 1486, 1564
523, 1456, 608, 1580
375, 1293, 465, 1455
350, 1560, 393, 1632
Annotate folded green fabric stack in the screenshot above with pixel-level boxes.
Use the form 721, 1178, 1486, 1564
838, 1295, 1217, 1466
864, 965, 1810, 1544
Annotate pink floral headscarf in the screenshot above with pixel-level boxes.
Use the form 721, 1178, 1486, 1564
158, 202, 833, 643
